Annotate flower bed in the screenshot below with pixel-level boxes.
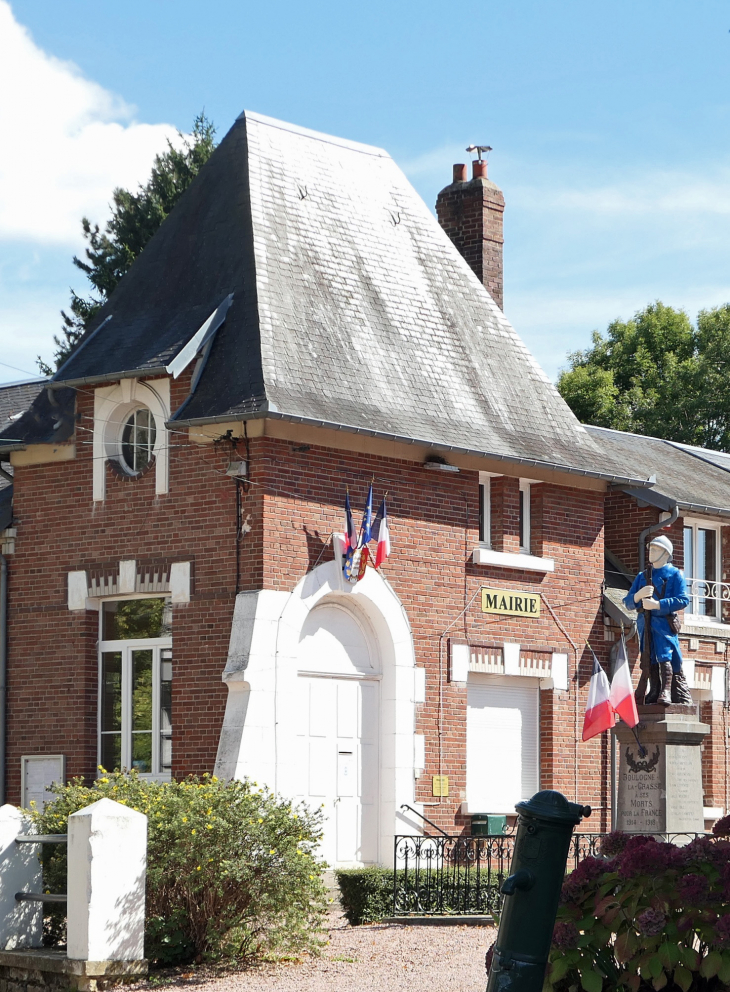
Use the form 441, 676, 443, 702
545, 818, 730, 992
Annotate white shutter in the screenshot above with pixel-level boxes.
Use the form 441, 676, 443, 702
466, 674, 539, 814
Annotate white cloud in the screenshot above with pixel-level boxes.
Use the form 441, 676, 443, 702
0, 1, 181, 245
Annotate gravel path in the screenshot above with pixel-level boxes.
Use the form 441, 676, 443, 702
142, 912, 496, 992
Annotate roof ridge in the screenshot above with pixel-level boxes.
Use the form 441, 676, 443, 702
239, 110, 390, 158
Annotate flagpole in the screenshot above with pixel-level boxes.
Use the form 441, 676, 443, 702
610, 727, 617, 831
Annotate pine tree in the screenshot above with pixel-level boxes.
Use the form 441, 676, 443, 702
38, 113, 216, 375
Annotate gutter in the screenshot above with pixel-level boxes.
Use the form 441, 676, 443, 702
0, 554, 6, 805
639, 503, 679, 574
167, 408, 657, 489
47, 365, 169, 390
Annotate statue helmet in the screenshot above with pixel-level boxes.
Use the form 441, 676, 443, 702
649, 534, 673, 558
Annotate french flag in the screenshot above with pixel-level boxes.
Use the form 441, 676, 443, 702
373, 498, 391, 568
582, 652, 614, 742
609, 637, 639, 728
344, 491, 358, 553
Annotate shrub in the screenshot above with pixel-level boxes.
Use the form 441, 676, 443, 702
336, 868, 395, 924
546, 832, 730, 992
29, 770, 328, 965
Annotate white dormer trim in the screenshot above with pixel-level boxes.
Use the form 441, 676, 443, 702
92, 378, 170, 501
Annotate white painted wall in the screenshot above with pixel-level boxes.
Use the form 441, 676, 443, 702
0, 805, 42, 949
214, 560, 420, 866
67, 798, 147, 961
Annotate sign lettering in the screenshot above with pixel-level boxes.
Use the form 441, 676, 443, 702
481, 588, 540, 618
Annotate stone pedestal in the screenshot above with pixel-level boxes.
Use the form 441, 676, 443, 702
615, 705, 709, 834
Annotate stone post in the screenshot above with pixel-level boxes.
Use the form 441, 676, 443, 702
0, 805, 42, 949
615, 704, 710, 834
67, 798, 147, 961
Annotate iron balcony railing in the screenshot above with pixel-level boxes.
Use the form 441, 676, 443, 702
392, 832, 705, 917
684, 577, 730, 621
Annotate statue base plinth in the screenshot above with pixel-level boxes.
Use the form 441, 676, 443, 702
615, 705, 709, 835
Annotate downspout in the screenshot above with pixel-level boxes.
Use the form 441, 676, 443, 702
0, 553, 6, 805
638, 504, 679, 573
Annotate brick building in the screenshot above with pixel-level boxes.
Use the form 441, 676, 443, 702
0, 111, 728, 865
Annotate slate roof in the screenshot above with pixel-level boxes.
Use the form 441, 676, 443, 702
0, 112, 651, 483
586, 425, 730, 516
0, 378, 46, 439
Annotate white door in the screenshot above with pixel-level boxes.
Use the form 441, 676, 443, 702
296, 601, 380, 867
297, 676, 379, 865
466, 674, 539, 814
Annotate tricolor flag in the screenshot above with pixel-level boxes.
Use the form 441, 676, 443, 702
360, 483, 373, 546
373, 498, 391, 568
582, 652, 614, 742
609, 635, 639, 728
344, 491, 358, 553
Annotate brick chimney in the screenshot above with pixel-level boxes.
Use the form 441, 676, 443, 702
436, 158, 505, 309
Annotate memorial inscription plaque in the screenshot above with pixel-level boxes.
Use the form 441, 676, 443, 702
615, 705, 709, 835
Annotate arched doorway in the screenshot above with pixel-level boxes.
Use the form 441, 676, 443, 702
296, 601, 379, 866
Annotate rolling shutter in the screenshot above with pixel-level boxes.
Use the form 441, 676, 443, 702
466, 674, 539, 814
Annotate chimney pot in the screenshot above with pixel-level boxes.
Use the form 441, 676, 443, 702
472, 159, 488, 180
452, 163, 468, 183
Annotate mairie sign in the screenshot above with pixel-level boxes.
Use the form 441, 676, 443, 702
481, 588, 540, 618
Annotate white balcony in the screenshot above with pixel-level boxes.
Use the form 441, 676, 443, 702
684, 577, 730, 622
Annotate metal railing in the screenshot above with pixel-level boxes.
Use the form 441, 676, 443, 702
14, 832, 67, 905
391, 832, 705, 917
685, 577, 730, 620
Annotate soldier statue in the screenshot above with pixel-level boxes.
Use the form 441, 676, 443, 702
624, 535, 693, 706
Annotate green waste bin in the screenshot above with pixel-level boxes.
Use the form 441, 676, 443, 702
471, 814, 507, 836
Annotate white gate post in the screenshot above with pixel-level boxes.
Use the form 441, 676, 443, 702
0, 804, 42, 949
67, 798, 147, 961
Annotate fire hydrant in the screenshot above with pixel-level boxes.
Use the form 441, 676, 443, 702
486, 790, 591, 992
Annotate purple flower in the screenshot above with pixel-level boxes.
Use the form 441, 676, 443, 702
552, 921, 580, 950
636, 908, 667, 936
618, 837, 683, 878
599, 831, 628, 858
561, 856, 607, 902
715, 914, 730, 947
677, 872, 709, 904
713, 815, 730, 837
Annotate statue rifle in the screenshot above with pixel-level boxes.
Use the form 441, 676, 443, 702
634, 560, 653, 705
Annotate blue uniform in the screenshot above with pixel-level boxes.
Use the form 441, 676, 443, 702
624, 564, 689, 671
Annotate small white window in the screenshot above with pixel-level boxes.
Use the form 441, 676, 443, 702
479, 473, 491, 546
519, 480, 531, 553
120, 408, 156, 474
683, 520, 722, 619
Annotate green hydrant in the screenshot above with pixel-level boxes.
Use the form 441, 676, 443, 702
486, 790, 591, 992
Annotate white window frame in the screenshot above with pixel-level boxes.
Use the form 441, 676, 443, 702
519, 480, 531, 554
98, 627, 172, 782
479, 472, 492, 547
682, 517, 723, 622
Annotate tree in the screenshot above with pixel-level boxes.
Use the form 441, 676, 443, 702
557, 301, 730, 450
38, 113, 217, 375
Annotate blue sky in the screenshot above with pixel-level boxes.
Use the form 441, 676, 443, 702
2, 0, 730, 384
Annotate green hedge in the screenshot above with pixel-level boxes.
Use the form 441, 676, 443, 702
336, 868, 395, 925
336, 866, 502, 925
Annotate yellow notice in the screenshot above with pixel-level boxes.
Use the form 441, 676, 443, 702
432, 775, 449, 797
481, 588, 540, 618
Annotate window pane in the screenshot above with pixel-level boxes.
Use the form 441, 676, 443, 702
683, 526, 693, 578
160, 648, 172, 773
100, 733, 121, 772
478, 484, 485, 543
519, 489, 525, 547
121, 408, 156, 474
131, 733, 152, 773
101, 652, 122, 732
132, 650, 153, 731
698, 529, 717, 616
102, 598, 171, 640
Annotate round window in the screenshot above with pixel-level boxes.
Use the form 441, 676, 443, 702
121, 408, 156, 474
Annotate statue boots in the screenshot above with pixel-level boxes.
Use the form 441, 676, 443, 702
671, 669, 694, 704
657, 662, 673, 706
645, 665, 661, 705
